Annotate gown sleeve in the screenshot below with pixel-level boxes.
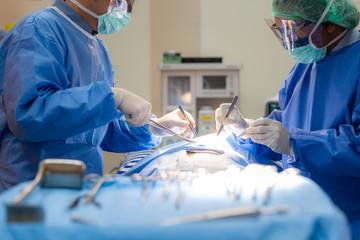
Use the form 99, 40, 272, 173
2, 18, 117, 142
287, 67, 360, 177
101, 113, 162, 153
290, 121, 360, 177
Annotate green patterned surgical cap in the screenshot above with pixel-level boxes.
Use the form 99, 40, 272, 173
272, 0, 360, 29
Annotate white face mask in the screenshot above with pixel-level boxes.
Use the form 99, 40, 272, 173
67, 0, 132, 35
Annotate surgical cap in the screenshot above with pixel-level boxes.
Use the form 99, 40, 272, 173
272, 0, 360, 29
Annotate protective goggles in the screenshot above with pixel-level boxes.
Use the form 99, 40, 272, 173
265, 18, 324, 51
108, 0, 133, 15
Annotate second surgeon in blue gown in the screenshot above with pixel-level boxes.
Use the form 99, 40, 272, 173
215, 0, 360, 238
0, 0, 195, 193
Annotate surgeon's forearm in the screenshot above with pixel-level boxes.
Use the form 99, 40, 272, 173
8, 81, 117, 141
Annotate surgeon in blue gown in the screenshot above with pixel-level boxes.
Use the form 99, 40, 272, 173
0, 0, 195, 193
216, 0, 360, 238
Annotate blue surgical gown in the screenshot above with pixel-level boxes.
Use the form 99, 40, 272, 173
0, 4, 161, 192
238, 32, 360, 236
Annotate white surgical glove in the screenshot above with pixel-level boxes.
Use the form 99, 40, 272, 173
245, 118, 293, 155
111, 87, 151, 127
149, 109, 195, 138
215, 103, 251, 135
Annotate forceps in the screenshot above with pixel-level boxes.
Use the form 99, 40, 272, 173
83, 163, 121, 205
148, 119, 197, 144
217, 95, 238, 136
69, 163, 121, 209
178, 105, 198, 138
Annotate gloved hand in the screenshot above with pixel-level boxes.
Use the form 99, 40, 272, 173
215, 103, 251, 135
245, 118, 293, 155
149, 109, 195, 138
112, 87, 152, 127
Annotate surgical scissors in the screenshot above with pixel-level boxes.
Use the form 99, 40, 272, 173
217, 95, 238, 136
148, 119, 197, 144
178, 105, 198, 138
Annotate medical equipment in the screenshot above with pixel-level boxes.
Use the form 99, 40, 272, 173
70, 163, 122, 209
130, 170, 198, 208
13, 159, 85, 205
160, 64, 241, 135
71, 213, 103, 226
162, 205, 288, 226
264, 95, 280, 117
197, 73, 237, 98
217, 95, 238, 136
83, 162, 122, 205
0, 170, 350, 239
179, 104, 198, 137
69, 193, 100, 209
7, 159, 85, 222
197, 106, 215, 134
148, 119, 197, 144
263, 168, 300, 205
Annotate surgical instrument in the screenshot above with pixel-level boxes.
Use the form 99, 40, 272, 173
161, 172, 174, 203
263, 168, 300, 205
217, 95, 238, 136
71, 213, 103, 226
8, 159, 85, 223
69, 194, 100, 209
83, 162, 121, 205
13, 159, 85, 205
179, 105, 198, 138
162, 205, 288, 226
148, 119, 197, 144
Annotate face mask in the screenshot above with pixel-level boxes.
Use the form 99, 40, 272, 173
287, 0, 347, 64
287, 45, 326, 64
68, 0, 131, 35
287, 28, 347, 64
98, 10, 131, 35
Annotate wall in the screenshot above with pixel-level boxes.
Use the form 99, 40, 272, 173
0, 0, 48, 26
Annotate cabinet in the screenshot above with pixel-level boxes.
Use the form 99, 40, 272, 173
159, 63, 242, 136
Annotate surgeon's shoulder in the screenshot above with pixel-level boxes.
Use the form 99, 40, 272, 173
18, 8, 65, 38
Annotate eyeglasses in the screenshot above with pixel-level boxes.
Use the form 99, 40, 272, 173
108, 0, 133, 14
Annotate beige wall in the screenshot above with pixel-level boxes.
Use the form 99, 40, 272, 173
0, 0, 49, 26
